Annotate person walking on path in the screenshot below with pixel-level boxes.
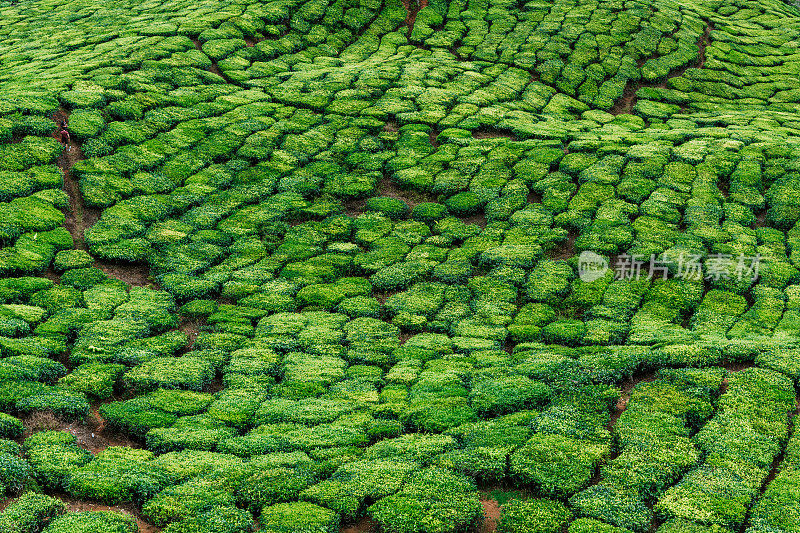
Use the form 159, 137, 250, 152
59, 126, 71, 151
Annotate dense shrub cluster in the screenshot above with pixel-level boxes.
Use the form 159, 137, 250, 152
570, 368, 723, 531
2, 0, 800, 530
655, 368, 795, 530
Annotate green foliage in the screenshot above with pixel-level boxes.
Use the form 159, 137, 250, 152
655, 368, 794, 530
64, 447, 168, 505
25, 431, 93, 490
16, 390, 90, 419
366, 197, 409, 220
0, 412, 23, 439
367, 468, 482, 533
52, 250, 93, 272
0, 492, 67, 533
569, 486, 652, 532
302, 458, 417, 520
161, 505, 254, 533
470, 376, 551, 416
2, 0, 800, 526
59, 363, 124, 399
124, 356, 214, 391
497, 498, 572, 533
0, 452, 30, 494
569, 519, 633, 533
261, 502, 339, 533
42, 511, 137, 533
510, 434, 607, 498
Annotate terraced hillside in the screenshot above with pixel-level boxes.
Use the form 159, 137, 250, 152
1, 0, 800, 531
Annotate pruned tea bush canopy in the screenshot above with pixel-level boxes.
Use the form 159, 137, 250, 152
2, 0, 800, 529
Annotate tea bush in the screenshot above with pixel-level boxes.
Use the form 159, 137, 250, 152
2, 0, 800, 530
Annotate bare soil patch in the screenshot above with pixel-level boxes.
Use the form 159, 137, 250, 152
53, 107, 93, 252
44, 267, 61, 284
21, 411, 65, 437
204, 377, 225, 394
51, 108, 154, 289
0, 497, 15, 512
461, 212, 487, 229
178, 318, 202, 352
610, 21, 713, 115
609, 82, 640, 116
22, 405, 139, 454
342, 196, 368, 218
341, 517, 379, 533
376, 176, 435, 209
428, 128, 440, 148
478, 499, 501, 533
754, 208, 768, 228
697, 22, 713, 70
547, 231, 577, 260
472, 128, 518, 141
95, 261, 155, 288
717, 176, 730, 198
401, 0, 429, 35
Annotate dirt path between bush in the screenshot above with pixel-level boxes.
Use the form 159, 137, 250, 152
610, 21, 713, 116
52, 493, 161, 533
191, 38, 226, 78
53, 108, 95, 251
401, 0, 428, 35
52, 109, 155, 287
341, 517, 379, 533
478, 499, 501, 533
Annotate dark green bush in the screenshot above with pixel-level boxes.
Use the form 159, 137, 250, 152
124, 356, 214, 391
510, 434, 607, 498
64, 447, 168, 505
445, 192, 482, 215
569, 485, 652, 532
0, 452, 30, 494
470, 376, 551, 416
0, 492, 67, 533
260, 501, 339, 533
24, 431, 92, 490
367, 468, 482, 533
411, 203, 449, 224
0, 413, 23, 440
53, 250, 93, 272
59, 363, 125, 399
569, 519, 633, 533
42, 511, 137, 533
497, 498, 572, 533
365, 197, 409, 220
161, 505, 254, 533
16, 390, 90, 419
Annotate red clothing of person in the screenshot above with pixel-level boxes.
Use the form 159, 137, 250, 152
59, 129, 70, 144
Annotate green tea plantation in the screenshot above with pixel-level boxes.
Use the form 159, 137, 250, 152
0, 0, 799, 531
